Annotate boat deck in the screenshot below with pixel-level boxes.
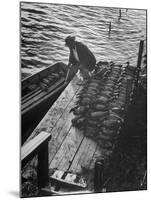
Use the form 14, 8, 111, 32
25, 74, 104, 191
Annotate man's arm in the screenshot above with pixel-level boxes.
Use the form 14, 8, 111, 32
68, 52, 73, 65
69, 48, 80, 65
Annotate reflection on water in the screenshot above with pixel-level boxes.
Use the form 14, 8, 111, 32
21, 2, 146, 79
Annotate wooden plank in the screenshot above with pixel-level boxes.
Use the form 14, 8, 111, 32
21, 78, 65, 111
68, 144, 103, 191
69, 137, 97, 173
84, 145, 104, 191
46, 85, 81, 132
40, 187, 91, 195
48, 114, 72, 164
21, 131, 51, 162
50, 170, 87, 188
49, 127, 84, 171
48, 94, 79, 164
25, 75, 81, 143
52, 170, 64, 179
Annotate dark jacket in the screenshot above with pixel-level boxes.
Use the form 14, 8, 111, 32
69, 41, 96, 71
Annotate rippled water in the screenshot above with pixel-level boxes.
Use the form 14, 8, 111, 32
20, 2, 146, 79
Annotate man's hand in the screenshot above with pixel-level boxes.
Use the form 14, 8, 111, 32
67, 62, 72, 69
65, 63, 72, 84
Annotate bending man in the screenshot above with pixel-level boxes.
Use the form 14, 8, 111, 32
65, 36, 96, 81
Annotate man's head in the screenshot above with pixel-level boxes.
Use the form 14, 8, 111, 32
65, 36, 76, 48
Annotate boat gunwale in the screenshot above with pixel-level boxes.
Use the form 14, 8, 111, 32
21, 62, 67, 84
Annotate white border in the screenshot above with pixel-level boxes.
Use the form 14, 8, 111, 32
0, 0, 150, 199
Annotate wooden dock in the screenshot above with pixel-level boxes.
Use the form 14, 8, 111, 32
23, 73, 105, 192
21, 40, 146, 197
22, 60, 140, 196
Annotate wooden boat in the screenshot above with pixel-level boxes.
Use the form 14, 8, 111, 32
21, 62, 77, 144
21, 62, 67, 114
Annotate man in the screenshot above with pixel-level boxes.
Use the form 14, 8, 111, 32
65, 36, 96, 81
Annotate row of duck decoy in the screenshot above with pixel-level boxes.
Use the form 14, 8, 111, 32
71, 61, 135, 151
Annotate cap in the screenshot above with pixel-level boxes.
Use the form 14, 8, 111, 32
65, 36, 76, 46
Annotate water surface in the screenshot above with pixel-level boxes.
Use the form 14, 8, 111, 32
21, 3, 146, 79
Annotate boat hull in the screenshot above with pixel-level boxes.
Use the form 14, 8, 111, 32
21, 62, 68, 144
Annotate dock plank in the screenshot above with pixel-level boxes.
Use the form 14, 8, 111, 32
21, 131, 51, 162
25, 75, 82, 143
48, 94, 79, 164
69, 137, 97, 173
49, 127, 84, 171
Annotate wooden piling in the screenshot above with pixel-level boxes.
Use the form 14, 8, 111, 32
109, 21, 111, 36
118, 9, 122, 20
37, 141, 49, 188
119, 9, 122, 18
21, 131, 51, 190
94, 159, 104, 192
135, 40, 144, 87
